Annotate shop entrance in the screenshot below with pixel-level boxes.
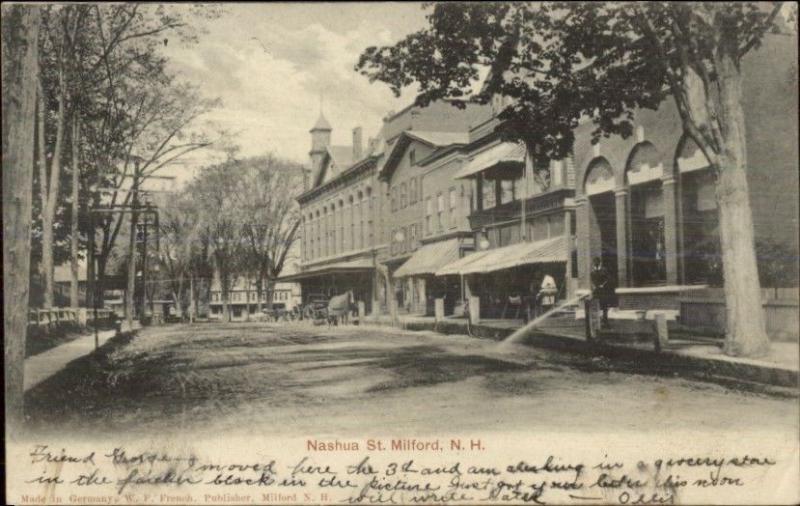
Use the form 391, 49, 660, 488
589, 191, 618, 288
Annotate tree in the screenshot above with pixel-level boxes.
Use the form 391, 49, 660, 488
356, 2, 795, 357
2, 3, 41, 434
187, 162, 247, 323
157, 192, 200, 320
231, 156, 303, 314
31, 4, 222, 309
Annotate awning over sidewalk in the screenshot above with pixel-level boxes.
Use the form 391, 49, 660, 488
435, 250, 491, 276
454, 142, 525, 180
393, 239, 461, 278
277, 257, 373, 282
438, 236, 567, 276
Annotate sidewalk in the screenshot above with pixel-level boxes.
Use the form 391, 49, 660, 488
360, 313, 799, 389
24, 322, 139, 392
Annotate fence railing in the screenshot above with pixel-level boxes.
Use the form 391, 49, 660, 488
28, 307, 115, 328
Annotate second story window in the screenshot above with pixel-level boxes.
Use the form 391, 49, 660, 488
482, 177, 497, 210
409, 148, 416, 166
425, 197, 433, 235
449, 188, 457, 228
400, 182, 408, 209
437, 193, 444, 231
410, 223, 417, 249
409, 177, 417, 204
500, 179, 516, 205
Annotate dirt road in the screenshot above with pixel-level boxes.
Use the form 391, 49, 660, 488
24, 322, 798, 439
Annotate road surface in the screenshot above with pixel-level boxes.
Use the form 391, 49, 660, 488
24, 321, 798, 439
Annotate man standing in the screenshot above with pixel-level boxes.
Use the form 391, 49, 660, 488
590, 258, 614, 328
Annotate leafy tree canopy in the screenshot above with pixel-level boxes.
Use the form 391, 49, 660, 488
357, 2, 792, 166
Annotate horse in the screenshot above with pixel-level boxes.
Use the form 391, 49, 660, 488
327, 290, 354, 326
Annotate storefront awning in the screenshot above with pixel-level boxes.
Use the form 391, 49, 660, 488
277, 257, 373, 282
454, 142, 525, 180
435, 249, 492, 277
393, 239, 461, 278
442, 236, 567, 276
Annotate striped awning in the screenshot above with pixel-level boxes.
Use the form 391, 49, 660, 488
435, 249, 491, 276
277, 257, 373, 282
438, 236, 567, 276
454, 142, 525, 180
393, 239, 461, 278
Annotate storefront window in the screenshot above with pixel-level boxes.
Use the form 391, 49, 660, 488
631, 182, 666, 285
683, 171, 721, 285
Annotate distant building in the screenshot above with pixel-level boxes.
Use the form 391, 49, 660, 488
208, 277, 301, 320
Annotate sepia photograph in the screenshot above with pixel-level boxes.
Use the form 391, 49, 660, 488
3, 2, 799, 505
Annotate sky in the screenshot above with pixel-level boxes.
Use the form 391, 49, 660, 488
159, 3, 431, 185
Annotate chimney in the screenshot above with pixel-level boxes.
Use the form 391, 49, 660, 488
352, 126, 363, 160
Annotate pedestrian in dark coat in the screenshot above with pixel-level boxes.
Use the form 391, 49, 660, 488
590, 258, 614, 328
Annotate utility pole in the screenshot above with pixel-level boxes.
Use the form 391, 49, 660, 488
126, 160, 141, 329
88, 203, 158, 335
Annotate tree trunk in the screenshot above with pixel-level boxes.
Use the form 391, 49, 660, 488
255, 277, 263, 314
713, 45, 769, 357
222, 284, 230, 323
69, 113, 80, 308
188, 274, 196, 323
96, 256, 107, 307
39, 56, 66, 309
2, 4, 40, 437
265, 278, 275, 310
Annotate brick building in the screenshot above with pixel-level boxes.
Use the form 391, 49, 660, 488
437, 32, 797, 325
280, 112, 384, 312
283, 32, 797, 333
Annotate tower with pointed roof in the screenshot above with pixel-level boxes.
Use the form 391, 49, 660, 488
309, 112, 332, 189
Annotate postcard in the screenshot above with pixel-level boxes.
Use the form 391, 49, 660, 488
4, 2, 799, 505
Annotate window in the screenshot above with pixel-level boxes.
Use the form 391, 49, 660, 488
390, 228, 397, 255
500, 179, 516, 204
437, 193, 444, 231
409, 148, 416, 166
481, 177, 496, 210
409, 177, 417, 204
410, 223, 417, 250
400, 182, 408, 209
449, 187, 457, 227
391, 187, 397, 212
425, 197, 433, 235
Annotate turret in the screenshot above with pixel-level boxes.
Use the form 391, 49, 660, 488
309, 112, 332, 181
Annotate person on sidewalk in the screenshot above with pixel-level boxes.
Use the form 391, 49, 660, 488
525, 270, 543, 322
538, 273, 558, 314
590, 258, 614, 328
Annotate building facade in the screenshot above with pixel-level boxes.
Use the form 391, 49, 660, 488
283, 32, 797, 334
208, 277, 302, 320
281, 113, 384, 312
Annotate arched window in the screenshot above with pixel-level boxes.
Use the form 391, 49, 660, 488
583, 157, 618, 280
626, 142, 666, 285
676, 136, 720, 285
